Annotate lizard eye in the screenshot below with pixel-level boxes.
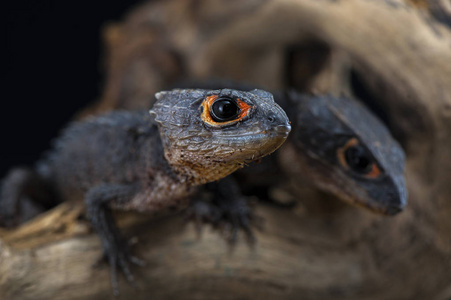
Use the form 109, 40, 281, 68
210, 97, 240, 122
345, 145, 372, 174
201, 94, 252, 126
337, 138, 382, 178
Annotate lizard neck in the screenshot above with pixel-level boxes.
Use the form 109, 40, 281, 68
164, 148, 243, 185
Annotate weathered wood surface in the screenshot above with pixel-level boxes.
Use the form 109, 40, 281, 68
2, 0, 451, 299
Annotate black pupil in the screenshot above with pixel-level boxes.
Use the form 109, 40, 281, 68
211, 98, 240, 122
345, 145, 373, 174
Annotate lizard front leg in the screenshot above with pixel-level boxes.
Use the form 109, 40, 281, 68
85, 183, 144, 295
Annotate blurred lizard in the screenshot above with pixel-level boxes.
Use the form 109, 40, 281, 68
183, 88, 407, 244
0, 88, 291, 294
171, 82, 407, 216
267, 91, 407, 215
0, 84, 408, 239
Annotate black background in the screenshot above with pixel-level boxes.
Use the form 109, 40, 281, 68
2, 1, 143, 177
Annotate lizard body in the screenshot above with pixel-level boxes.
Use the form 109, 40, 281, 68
0, 88, 290, 293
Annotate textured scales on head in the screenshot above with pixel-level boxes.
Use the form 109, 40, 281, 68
281, 92, 407, 215
150, 88, 291, 184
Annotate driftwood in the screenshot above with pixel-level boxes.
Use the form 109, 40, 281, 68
2, 0, 451, 299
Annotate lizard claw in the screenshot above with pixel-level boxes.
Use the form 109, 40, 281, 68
218, 198, 258, 246
184, 199, 219, 236
93, 237, 145, 295
185, 195, 260, 246
108, 245, 141, 295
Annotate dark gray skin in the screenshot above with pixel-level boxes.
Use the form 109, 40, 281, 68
171, 81, 408, 215
274, 91, 407, 214
0, 88, 291, 294
0, 84, 407, 238
185, 90, 408, 244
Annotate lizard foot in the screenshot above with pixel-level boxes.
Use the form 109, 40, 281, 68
216, 196, 259, 245
93, 237, 146, 296
185, 195, 262, 246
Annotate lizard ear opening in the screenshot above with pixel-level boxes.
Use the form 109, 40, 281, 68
201, 95, 251, 126
337, 138, 382, 179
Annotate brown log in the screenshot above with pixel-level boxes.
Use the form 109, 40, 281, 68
2, 0, 451, 299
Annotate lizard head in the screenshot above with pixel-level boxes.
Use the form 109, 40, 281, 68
279, 92, 407, 215
150, 88, 291, 184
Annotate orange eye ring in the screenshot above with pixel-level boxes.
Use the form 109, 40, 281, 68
200, 95, 252, 126
337, 138, 382, 179
365, 162, 382, 178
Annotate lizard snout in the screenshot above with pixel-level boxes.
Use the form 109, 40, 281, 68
270, 124, 291, 138
265, 109, 291, 138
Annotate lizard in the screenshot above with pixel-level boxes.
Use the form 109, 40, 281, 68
0, 88, 291, 294
180, 88, 408, 246
275, 91, 407, 215
0, 84, 407, 239
166, 81, 408, 216
233, 90, 408, 215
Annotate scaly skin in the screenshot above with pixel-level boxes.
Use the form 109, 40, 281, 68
0, 88, 290, 294
184, 89, 408, 245
275, 91, 407, 215
169, 82, 408, 215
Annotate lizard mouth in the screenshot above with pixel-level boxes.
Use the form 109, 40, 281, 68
221, 124, 291, 139
207, 122, 291, 163
336, 177, 407, 216
269, 124, 291, 138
